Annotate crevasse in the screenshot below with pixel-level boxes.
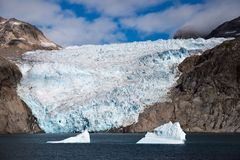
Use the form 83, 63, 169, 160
17, 38, 227, 133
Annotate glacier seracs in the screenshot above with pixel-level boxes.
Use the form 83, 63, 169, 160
137, 122, 186, 144
17, 38, 227, 133
47, 130, 90, 143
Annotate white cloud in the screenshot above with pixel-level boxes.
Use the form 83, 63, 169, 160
0, 0, 239, 45
121, 0, 240, 36
0, 0, 125, 46
42, 17, 125, 46
180, 0, 240, 35
121, 4, 202, 34
69, 0, 167, 17
0, 0, 63, 26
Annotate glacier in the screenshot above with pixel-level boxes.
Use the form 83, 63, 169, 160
17, 38, 227, 133
137, 121, 186, 144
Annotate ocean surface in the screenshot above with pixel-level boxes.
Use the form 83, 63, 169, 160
0, 133, 240, 160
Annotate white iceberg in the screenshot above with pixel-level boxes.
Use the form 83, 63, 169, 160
137, 122, 186, 144
47, 130, 90, 143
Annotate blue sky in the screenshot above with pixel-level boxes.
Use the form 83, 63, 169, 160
0, 0, 240, 46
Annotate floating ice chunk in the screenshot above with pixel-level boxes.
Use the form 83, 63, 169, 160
154, 121, 186, 140
47, 130, 90, 143
137, 122, 186, 144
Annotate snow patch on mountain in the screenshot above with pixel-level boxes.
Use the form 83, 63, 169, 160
17, 38, 227, 133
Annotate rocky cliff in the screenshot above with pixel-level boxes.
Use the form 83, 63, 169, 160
122, 38, 240, 133
0, 56, 41, 133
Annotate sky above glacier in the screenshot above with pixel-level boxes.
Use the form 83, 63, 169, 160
0, 0, 240, 46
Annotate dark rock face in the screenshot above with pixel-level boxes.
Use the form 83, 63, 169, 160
122, 102, 175, 132
0, 16, 60, 58
0, 56, 41, 133
123, 38, 240, 133
178, 55, 200, 73
206, 16, 240, 39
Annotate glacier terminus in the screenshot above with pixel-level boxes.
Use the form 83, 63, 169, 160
17, 38, 227, 133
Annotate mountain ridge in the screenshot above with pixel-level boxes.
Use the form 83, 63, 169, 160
0, 16, 60, 58
206, 16, 240, 38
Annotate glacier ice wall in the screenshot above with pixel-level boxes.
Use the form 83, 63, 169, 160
17, 38, 226, 133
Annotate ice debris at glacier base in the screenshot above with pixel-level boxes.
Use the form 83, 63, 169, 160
17, 38, 227, 133
137, 122, 186, 144
47, 130, 90, 143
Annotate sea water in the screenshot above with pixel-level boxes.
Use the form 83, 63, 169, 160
0, 133, 240, 160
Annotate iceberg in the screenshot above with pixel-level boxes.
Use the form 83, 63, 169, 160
17, 38, 227, 133
47, 130, 90, 143
137, 122, 186, 144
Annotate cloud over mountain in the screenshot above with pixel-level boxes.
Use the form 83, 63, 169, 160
0, 0, 239, 46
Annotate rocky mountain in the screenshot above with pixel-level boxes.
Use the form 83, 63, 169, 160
174, 16, 240, 39
122, 38, 240, 133
0, 56, 41, 133
0, 16, 60, 58
206, 16, 240, 39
